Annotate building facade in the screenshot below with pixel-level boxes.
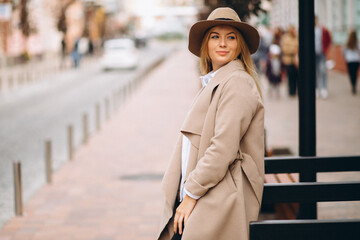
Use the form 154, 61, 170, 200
0, 0, 110, 66
270, 0, 360, 72
269, 0, 298, 30
270, 0, 360, 44
315, 0, 360, 44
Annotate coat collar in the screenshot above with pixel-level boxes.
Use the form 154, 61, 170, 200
181, 59, 246, 142
206, 59, 245, 90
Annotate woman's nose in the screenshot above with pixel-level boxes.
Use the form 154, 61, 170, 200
219, 37, 226, 47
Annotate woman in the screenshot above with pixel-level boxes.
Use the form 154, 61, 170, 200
158, 7, 264, 240
343, 30, 359, 95
280, 25, 298, 97
266, 44, 282, 99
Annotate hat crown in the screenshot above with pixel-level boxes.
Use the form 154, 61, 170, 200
207, 7, 241, 22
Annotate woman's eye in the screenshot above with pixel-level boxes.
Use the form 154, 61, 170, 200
228, 36, 236, 40
211, 35, 219, 39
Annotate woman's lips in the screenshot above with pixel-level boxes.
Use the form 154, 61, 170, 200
216, 51, 229, 56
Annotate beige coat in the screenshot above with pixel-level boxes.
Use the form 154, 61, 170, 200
281, 33, 299, 65
158, 60, 265, 240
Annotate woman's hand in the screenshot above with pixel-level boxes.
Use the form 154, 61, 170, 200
173, 195, 197, 235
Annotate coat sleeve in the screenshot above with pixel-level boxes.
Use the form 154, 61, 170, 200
184, 74, 260, 198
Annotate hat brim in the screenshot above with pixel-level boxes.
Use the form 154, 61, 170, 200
188, 20, 260, 57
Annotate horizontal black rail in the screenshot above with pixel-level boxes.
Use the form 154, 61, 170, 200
265, 155, 360, 174
262, 182, 360, 204
250, 219, 360, 240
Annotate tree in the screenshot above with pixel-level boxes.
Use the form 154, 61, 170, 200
19, 0, 30, 37
205, 0, 266, 21
57, 7, 67, 34
57, 0, 76, 35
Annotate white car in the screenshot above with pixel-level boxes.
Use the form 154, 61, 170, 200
101, 39, 139, 70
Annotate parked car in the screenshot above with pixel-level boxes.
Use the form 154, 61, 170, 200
101, 38, 139, 70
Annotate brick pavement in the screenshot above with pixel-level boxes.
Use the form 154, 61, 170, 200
0, 45, 200, 240
1, 43, 360, 239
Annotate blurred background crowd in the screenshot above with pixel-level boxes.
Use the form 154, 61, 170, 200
0, 0, 359, 95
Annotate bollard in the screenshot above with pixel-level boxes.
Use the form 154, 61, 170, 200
35, 70, 40, 82
26, 72, 31, 83
68, 125, 74, 160
122, 86, 126, 102
23, 71, 27, 83
83, 113, 89, 144
137, 73, 142, 86
21, 72, 26, 85
30, 71, 34, 82
124, 84, 128, 99
113, 91, 118, 112
13, 162, 23, 216
45, 140, 52, 183
105, 97, 110, 121
117, 88, 122, 108
96, 103, 101, 131
126, 83, 131, 98
18, 72, 23, 85
135, 75, 140, 89
127, 82, 133, 94
8, 75, 13, 89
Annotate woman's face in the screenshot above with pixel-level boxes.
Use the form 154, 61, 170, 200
207, 25, 239, 72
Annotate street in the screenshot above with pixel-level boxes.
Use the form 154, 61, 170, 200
0, 40, 175, 228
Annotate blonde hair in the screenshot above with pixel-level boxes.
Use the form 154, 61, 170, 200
199, 26, 262, 99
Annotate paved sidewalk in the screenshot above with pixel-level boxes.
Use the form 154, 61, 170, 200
263, 69, 360, 158
1, 44, 359, 239
0, 44, 199, 240
0, 39, 176, 230
261, 67, 360, 219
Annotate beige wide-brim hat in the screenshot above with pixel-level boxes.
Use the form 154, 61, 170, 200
188, 7, 260, 57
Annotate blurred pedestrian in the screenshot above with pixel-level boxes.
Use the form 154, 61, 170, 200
343, 30, 359, 95
78, 36, 89, 56
70, 38, 80, 68
88, 39, 94, 55
266, 44, 282, 99
158, 7, 264, 240
315, 16, 332, 98
252, 34, 268, 74
252, 25, 272, 75
60, 36, 67, 69
273, 26, 284, 46
280, 25, 298, 96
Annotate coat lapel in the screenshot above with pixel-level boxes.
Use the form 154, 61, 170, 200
180, 60, 245, 148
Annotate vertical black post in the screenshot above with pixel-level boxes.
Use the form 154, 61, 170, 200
298, 0, 317, 219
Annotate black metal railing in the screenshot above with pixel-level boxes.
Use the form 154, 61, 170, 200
250, 219, 360, 240
250, 155, 360, 240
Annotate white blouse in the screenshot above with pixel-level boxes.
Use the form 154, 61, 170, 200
179, 69, 219, 202
343, 44, 360, 63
